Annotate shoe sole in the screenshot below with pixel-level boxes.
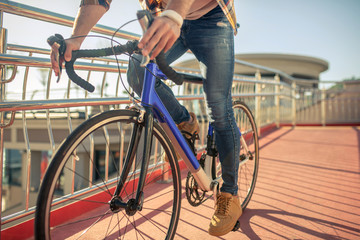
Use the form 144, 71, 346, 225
208, 211, 242, 236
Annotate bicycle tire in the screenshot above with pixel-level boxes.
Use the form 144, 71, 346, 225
233, 101, 259, 210
35, 109, 181, 240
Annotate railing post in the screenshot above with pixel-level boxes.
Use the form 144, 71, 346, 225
255, 70, 261, 136
274, 74, 280, 128
291, 82, 296, 126
0, 10, 7, 230
321, 88, 326, 126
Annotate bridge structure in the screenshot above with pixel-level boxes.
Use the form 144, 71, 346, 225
0, 1, 359, 239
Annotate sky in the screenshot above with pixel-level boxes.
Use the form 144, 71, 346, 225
3, 0, 360, 82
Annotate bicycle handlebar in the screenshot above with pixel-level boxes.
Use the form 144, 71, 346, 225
65, 41, 139, 92
47, 10, 203, 92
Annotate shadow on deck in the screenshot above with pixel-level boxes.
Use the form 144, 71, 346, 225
5, 126, 360, 239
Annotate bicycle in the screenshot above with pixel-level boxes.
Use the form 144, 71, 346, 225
35, 10, 259, 240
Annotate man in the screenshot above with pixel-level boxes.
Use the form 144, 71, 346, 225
50, 0, 241, 236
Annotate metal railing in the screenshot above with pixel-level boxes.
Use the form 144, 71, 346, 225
0, 0, 359, 234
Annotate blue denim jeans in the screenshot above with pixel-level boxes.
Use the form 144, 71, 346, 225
127, 6, 240, 195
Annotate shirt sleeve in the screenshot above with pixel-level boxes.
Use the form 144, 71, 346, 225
79, 0, 112, 11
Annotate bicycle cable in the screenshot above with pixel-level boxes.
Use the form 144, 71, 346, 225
63, 17, 166, 113
108, 16, 168, 116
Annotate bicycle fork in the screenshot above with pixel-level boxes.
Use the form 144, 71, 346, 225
109, 107, 154, 215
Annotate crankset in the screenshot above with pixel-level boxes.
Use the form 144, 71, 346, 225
185, 171, 207, 206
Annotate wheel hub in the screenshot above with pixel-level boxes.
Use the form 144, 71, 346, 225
109, 196, 142, 216
125, 199, 138, 216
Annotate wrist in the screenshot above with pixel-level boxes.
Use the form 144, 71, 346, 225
160, 10, 183, 27
66, 36, 83, 50
69, 34, 85, 44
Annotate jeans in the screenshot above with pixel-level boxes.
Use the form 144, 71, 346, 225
127, 6, 240, 195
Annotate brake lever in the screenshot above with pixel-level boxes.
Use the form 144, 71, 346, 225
137, 10, 153, 67
47, 34, 66, 82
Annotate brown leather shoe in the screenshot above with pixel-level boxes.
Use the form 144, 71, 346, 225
177, 112, 200, 140
208, 192, 242, 236
164, 112, 200, 162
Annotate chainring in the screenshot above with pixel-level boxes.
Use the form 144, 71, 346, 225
185, 171, 207, 206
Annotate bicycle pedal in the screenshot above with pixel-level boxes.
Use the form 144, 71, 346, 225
194, 132, 200, 140
232, 220, 240, 231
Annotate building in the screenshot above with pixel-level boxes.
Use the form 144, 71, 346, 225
175, 53, 329, 88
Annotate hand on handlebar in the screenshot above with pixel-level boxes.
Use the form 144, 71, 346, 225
138, 16, 180, 60
50, 38, 82, 77
46, 10, 190, 92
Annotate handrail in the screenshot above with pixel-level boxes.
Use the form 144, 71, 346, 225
7, 44, 50, 54
0, 0, 326, 88
0, 91, 295, 113
234, 59, 337, 86
172, 66, 289, 86
0, 53, 127, 72
0, 97, 130, 112
0, 0, 140, 40
0, 0, 339, 88
7, 44, 129, 64
235, 59, 297, 83
235, 59, 344, 86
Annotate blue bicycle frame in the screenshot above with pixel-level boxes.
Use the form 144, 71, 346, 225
140, 62, 213, 191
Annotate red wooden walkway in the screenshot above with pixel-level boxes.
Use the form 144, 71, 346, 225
4, 126, 360, 239
176, 126, 360, 240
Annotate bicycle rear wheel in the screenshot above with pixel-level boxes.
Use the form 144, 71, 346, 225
35, 109, 181, 240
233, 101, 259, 209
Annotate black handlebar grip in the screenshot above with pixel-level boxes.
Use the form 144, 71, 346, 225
155, 52, 184, 85
61, 41, 139, 92
72, 41, 139, 59
65, 60, 95, 92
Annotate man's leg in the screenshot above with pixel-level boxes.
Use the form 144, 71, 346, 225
184, 6, 241, 236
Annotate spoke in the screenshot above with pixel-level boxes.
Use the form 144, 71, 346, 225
144, 166, 173, 187
75, 123, 129, 197
145, 160, 164, 186
120, 167, 137, 200
119, 153, 143, 200
141, 207, 172, 214
64, 165, 113, 197
76, 210, 111, 240
116, 212, 122, 239
104, 213, 114, 239
107, 212, 127, 239
132, 215, 139, 240
73, 142, 112, 195
143, 189, 174, 204
116, 210, 146, 240
53, 211, 112, 231
137, 211, 167, 236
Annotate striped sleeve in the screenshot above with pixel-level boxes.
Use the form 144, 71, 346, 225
80, 0, 112, 11
216, 0, 238, 35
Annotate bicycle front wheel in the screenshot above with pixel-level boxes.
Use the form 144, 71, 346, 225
233, 101, 259, 210
35, 109, 181, 240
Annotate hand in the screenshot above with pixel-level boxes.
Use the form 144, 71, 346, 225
138, 16, 180, 59
50, 38, 82, 77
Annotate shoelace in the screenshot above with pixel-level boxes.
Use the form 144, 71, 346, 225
216, 195, 231, 216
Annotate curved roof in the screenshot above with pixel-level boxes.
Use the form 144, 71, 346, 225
175, 53, 329, 80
